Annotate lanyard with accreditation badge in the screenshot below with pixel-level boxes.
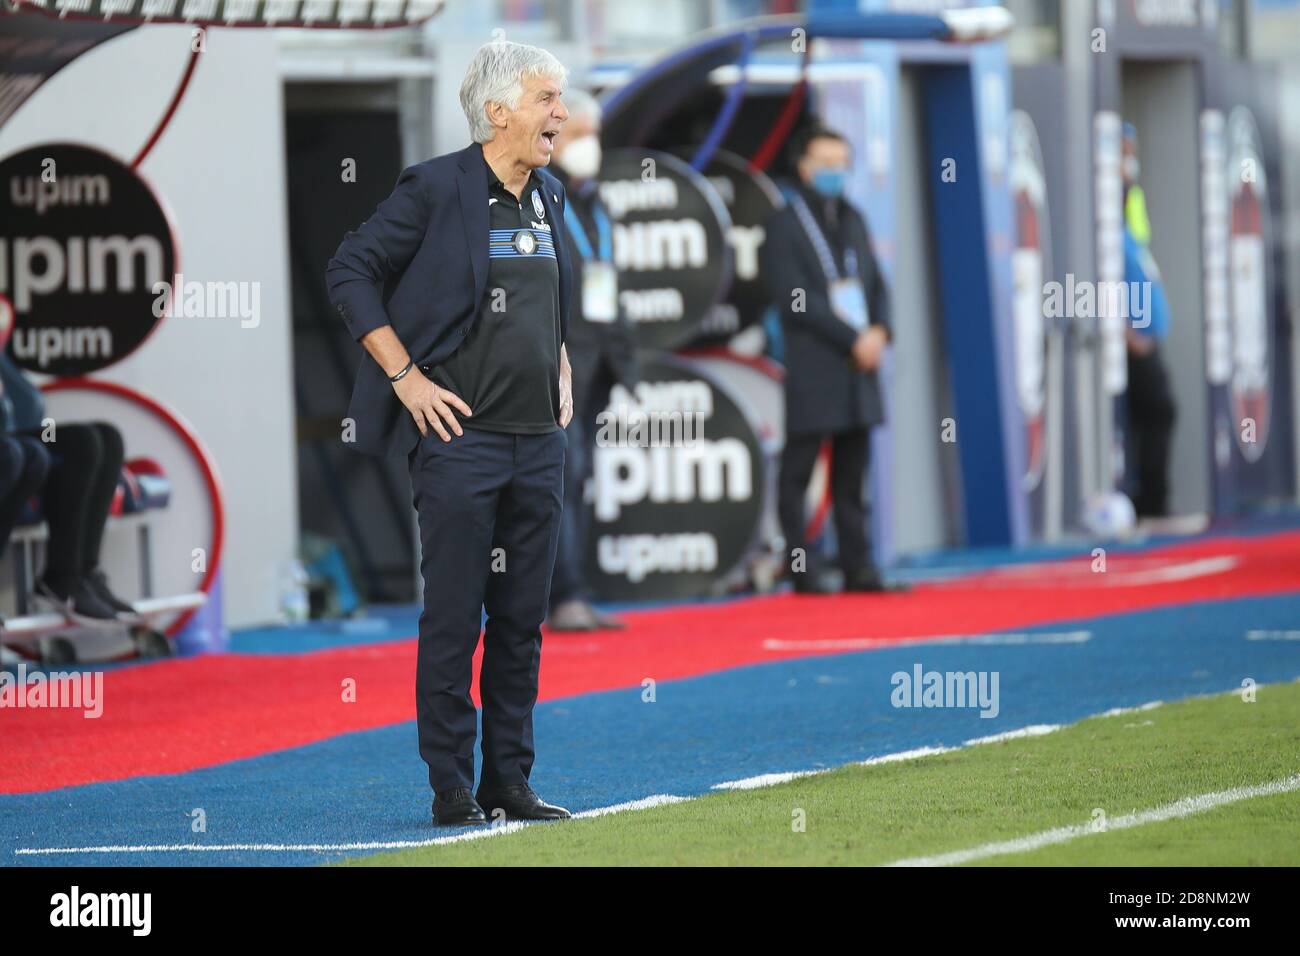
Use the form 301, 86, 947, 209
788, 190, 870, 333
563, 199, 619, 324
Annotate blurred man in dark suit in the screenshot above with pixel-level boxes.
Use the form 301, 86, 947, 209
760, 126, 897, 594
1121, 123, 1176, 521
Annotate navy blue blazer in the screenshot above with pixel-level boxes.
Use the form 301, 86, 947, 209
326, 143, 573, 458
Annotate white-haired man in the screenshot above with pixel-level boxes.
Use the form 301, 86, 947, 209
327, 41, 575, 826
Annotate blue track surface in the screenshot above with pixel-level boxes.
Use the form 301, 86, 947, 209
3, 592, 1298, 866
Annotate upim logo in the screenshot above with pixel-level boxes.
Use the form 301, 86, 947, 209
50, 886, 151, 936
10, 172, 111, 215
598, 531, 718, 583
0, 234, 166, 312
598, 177, 677, 218
891, 664, 1000, 718
593, 440, 751, 521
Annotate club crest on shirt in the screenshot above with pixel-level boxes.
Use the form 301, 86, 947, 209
513, 229, 538, 255
531, 189, 546, 220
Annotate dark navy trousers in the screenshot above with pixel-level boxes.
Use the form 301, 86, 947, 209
407, 425, 566, 794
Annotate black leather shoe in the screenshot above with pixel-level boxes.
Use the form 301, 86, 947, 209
844, 567, 910, 593
432, 787, 487, 827
789, 567, 836, 594
476, 783, 571, 822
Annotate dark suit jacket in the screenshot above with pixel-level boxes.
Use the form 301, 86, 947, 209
760, 188, 891, 436
326, 143, 573, 458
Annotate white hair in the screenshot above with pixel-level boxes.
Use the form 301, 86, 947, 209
459, 41, 568, 144
562, 88, 602, 126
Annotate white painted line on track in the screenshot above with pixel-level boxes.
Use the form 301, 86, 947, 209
1098, 701, 1164, 718
922, 555, 1239, 589
1246, 630, 1300, 641
762, 630, 1091, 652
713, 770, 821, 791
712, 746, 966, 792
857, 745, 958, 766
963, 724, 1061, 746
14, 795, 690, 857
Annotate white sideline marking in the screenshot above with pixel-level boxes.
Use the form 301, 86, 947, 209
721, 707, 1163, 791
713, 746, 962, 791
964, 724, 1060, 746
924, 555, 1238, 589
14, 795, 688, 857
714, 770, 819, 791
1108, 555, 1238, 586
762, 631, 1091, 652
1099, 701, 1164, 718
882, 773, 1300, 867
574, 794, 688, 818
859, 745, 957, 765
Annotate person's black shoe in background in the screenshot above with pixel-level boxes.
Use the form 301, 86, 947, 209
843, 566, 911, 594
432, 788, 487, 827
549, 599, 626, 631
86, 568, 141, 622
33, 576, 121, 626
789, 567, 836, 595
587, 604, 626, 630
553, 600, 603, 632
476, 783, 571, 822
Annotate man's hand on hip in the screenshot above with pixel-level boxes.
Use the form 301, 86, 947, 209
394, 372, 473, 442
357, 325, 470, 442
558, 344, 574, 428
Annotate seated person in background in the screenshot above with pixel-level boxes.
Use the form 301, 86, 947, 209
0, 351, 137, 623
0, 428, 50, 587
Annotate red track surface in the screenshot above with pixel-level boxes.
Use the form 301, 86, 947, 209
4, 530, 1300, 795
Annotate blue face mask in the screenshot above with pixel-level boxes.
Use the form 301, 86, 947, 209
811, 168, 848, 198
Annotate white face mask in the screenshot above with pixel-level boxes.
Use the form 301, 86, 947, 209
1122, 154, 1140, 183
557, 134, 602, 180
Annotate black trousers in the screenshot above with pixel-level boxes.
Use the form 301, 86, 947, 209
15, 421, 124, 586
408, 426, 566, 794
0, 435, 50, 561
778, 427, 872, 578
1126, 346, 1176, 518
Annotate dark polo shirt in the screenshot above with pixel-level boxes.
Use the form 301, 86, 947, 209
428, 165, 561, 434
